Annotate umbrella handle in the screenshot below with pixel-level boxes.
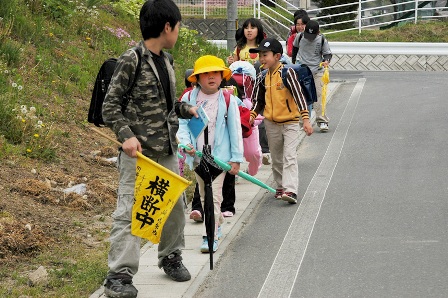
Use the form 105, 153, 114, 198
213, 158, 275, 193
178, 144, 203, 158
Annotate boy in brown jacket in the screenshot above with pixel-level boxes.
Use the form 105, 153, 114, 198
250, 38, 313, 204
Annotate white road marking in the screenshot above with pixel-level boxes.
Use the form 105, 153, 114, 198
258, 78, 367, 298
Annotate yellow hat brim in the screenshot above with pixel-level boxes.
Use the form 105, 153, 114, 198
187, 66, 232, 83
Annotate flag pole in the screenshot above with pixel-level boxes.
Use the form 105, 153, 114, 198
90, 127, 122, 147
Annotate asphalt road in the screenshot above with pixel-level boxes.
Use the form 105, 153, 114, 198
194, 71, 448, 298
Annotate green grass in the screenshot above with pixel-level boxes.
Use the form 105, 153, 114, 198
0, 0, 228, 161
0, 246, 109, 297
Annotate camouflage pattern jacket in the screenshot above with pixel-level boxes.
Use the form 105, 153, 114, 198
102, 41, 179, 158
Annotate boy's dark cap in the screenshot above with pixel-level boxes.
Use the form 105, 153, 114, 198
304, 20, 319, 40
249, 38, 283, 55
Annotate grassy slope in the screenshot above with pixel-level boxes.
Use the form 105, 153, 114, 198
326, 19, 448, 42
0, 1, 226, 297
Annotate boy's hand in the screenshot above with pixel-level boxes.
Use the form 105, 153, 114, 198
184, 144, 196, 157
228, 162, 240, 175
302, 120, 313, 136
189, 106, 199, 118
321, 61, 330, 68
122, 137, 142, 158
249, 115, 255, 125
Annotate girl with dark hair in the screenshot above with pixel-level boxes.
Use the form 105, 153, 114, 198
227, 18, 265, 65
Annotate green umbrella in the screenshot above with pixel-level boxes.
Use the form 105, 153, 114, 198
178, 144, 275, 193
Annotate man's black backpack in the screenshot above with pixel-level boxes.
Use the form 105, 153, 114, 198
88, 47, 142, 127
260, 64, 317, 106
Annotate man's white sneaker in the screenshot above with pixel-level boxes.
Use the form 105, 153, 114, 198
319, 123, 329, 132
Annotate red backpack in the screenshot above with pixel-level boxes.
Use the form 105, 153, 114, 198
230, 73, 254, 101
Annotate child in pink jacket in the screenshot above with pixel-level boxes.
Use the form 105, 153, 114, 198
229, 61, 262, 176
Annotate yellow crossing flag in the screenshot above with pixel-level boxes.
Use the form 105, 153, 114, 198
132, 152, 191, 243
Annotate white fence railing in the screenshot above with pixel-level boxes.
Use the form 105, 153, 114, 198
177, 0, 448, 36
209, 40, 448, 55
311, 0, 448, 35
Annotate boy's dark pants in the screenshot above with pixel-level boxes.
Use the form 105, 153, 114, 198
258, 120, 270, 154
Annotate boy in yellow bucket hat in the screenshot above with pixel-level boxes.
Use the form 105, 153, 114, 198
176, 55, 244, 253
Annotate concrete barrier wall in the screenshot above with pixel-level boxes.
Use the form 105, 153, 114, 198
329, 42, 448, 71
331, 54, 448, 71
210, 39, 448, 71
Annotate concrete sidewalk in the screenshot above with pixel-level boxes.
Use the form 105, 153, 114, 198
91, 82, 340, 298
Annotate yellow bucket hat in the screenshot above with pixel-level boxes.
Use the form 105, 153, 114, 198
188, 55, 232, 83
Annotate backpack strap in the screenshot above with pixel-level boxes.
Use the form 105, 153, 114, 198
121, 47, 142, 112
223, 89, 231, 109
320, 34, 326, 54
260, 69, 268, 84
221, 89, 252, 138
222, 89, 233, 121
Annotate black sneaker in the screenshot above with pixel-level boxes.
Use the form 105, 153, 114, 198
161, 253, 191, 282
104, 275, 138, 298
282, 192, 298, 204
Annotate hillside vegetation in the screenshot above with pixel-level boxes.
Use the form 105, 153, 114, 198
327, 19, 448, 42
0, 0, 446, 296
0, 0, 226, 297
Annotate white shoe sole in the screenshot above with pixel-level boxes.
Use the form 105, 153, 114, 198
281, 194, 297, 204
200, 243, 218, 253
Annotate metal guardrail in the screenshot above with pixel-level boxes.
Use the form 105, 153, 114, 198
264, 0, 448, 35
209, 40, 448, 71
209, 40, 448, 56
329, 42, 448, 55
177, 0, 448, 36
